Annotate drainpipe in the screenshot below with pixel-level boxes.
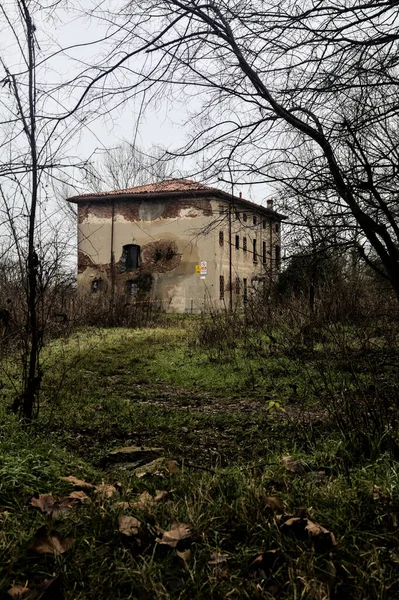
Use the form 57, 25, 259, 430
228, 202, 233, 311
110, 201, 115, 299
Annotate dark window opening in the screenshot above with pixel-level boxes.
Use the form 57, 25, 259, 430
235, 234, 240, 249
220, 275, 225, 300
253, 239, 258, 263
126, 280, 138, 296
235, 276, 240, 294
243, 278, 248, 303
253, 215, 257, 226
235, 211, 239, 220
263, 241, 267, 264
263, 219, 267, 229
243, 237, 247, 252
219, 230, 224, 246
243, 212, 247, 222
121, 244, 140, 271
91, 279, 101, 293
275, 223, 279, 233
275, 245, 281, 267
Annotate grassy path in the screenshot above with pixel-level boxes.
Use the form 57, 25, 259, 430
0, 327, 398, 599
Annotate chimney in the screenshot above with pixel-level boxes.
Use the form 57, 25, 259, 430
239, 192, 242, 198
267, 199, 274, 210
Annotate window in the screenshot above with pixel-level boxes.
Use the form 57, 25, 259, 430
235, 276, 240, 294
243, 212, 247, 222
243, 278, 248, 303
235, 211, 239, 220
263, 241, 267, 264
220, 275, 225, 300
219, 205, 227, 215
235, 234, 240, 249
91, 279, 101, 293
275, 245, 281, 267
126, 280, 138, 296
253, 239, 258, 263
121, 244, 140, 271
243, 236, 247, 252
219, 230, 224, 246
253, 215, 257, 226
275, 223, 280, 233
263, 219, 267, 229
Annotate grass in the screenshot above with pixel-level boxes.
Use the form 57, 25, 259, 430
0, 323, 399, 598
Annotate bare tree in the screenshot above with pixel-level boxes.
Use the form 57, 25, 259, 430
86, 142, 180, 192
105, 0, 399, 299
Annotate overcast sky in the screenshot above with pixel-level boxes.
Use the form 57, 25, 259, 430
0, 1, 271, 205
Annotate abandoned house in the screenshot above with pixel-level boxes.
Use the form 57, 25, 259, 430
67, 179, 285, 313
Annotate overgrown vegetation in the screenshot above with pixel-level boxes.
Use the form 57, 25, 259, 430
1, 309, 399, 598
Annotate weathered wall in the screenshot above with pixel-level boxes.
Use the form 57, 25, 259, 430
77, 196, 280, 312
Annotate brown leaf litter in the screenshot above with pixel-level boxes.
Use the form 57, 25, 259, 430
32, 526, 74, 555
156, 522, 192, 549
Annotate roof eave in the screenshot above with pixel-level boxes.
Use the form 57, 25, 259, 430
67, 188, 287, 220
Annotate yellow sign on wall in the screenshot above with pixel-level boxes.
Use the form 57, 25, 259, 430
195, 265, 201, 274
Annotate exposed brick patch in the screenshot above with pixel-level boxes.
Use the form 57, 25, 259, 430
116, 201, 140, 221
163, 198, 213, 218
78, 202, 113, 223
140, 240, 181, 273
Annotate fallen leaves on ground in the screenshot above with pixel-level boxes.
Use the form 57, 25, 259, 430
60, 476, 96, 492
176, 548, 192, 563
94, 484, 118, 500
263, 496, 285, 513
135, 458, 180, 478
208, 552, 230, 565
156, 522, 192, 549
131, 490, 168, 510
7, 584, 30, 599
118, 515, 141, 537
68, 490, 88, 502
30, 494, 78, 519
32, 526, 74, 555
279, 516, 337, 553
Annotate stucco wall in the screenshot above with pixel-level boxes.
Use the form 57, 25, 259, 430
77, 195, 281, 312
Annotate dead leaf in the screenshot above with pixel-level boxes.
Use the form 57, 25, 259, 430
119, 515, 141, 536
30, 495, 77, 519
114, 501, 132, 510
61, 476, 95, 492
282, 455, 308, 475
7, 585, 30, 599
154, 489, 169, 501
264, 496, 285, 513
131, 489, 169, 510
68, 490, 88, 502
94, 484, 117, 499
305, 520, 337, 553
208, 551, 230, 565
176, 548, 192, 563
135, 458, 179, 478
280, 517, 337, 553
131, 491, 155, 509
30, 495, 56, 515
156, 522, 192, 549
32, 527, 74, 555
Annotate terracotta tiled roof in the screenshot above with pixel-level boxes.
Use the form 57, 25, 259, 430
70, 179, 210, 199
67, 178, 286, 219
